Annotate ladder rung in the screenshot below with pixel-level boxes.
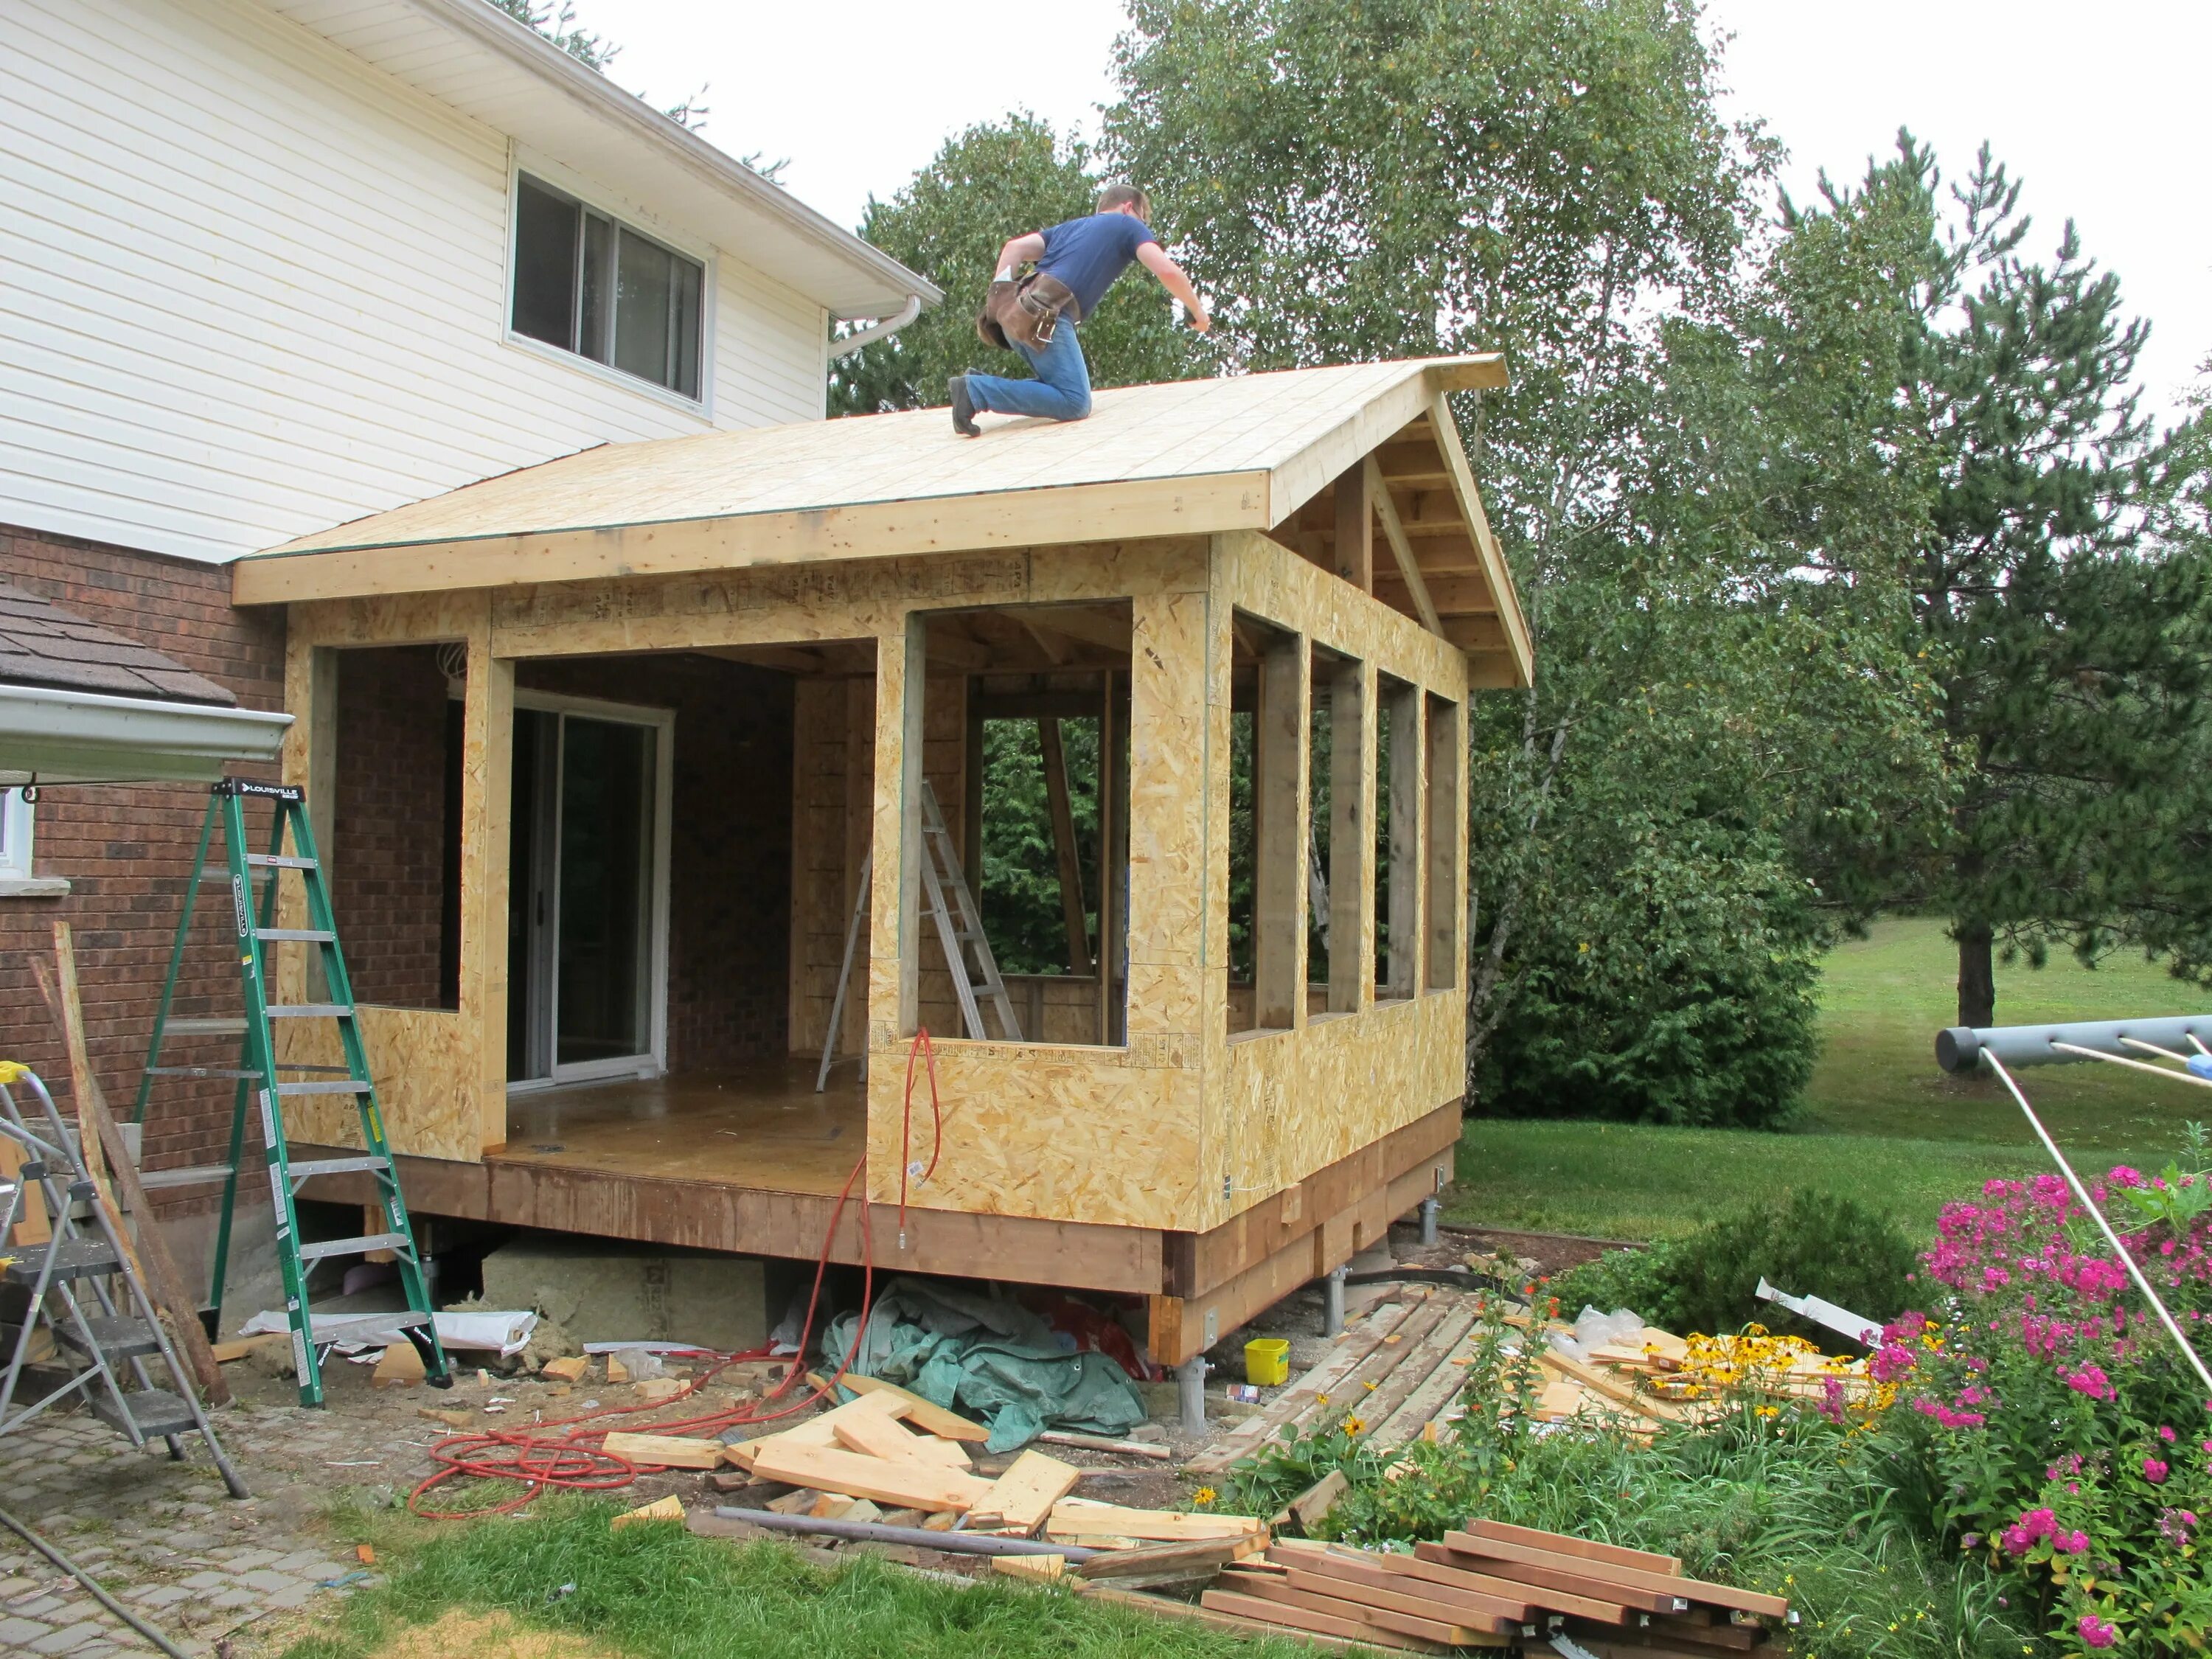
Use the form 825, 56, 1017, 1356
161, 1018, 248, 1038
198, 868, 272, 885
296, 1233, 410, 1262
146, 1066, 262, 1081
266, 1004, 353, 1019
256, 928, 334, 943
296, 1308, 432, 1343
288, 1155, 391, 1180
139, 1164, 232, 1190
273, 1063, 352, 1075
246, 854, 319, 869
275, 1079, 372, 1096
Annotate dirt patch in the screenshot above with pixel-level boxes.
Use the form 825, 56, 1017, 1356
375, 1607, 616, 1659
1391, 1220, 1639, 1280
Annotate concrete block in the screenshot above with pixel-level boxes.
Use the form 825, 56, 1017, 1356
479, 1236, 767, 1354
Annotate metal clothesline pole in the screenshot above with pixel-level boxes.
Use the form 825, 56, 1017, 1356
1979, 1051, 2212, 1400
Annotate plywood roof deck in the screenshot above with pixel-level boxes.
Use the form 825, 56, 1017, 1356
234, 355, 1531, 688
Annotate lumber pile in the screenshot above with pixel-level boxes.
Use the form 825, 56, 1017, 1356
1532, 1321, 1874, 1431
1179, 1517, 1790, 1655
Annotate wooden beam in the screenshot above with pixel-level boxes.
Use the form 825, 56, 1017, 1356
1253, 632, 1308, 1031
1385, 686, 1424, 1000
1326, 659, 1371, 1016
1038, 717, 1093, 976
1331, 464, 1373, 594
1427, 392, 1533, 685
1366, 458, 1443, 638
1424, 696, 1461, 992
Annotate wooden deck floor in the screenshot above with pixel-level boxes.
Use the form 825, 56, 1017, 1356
495, 1060, 864, 1197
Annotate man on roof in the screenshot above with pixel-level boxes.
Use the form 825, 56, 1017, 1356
950, 184, 1210, 437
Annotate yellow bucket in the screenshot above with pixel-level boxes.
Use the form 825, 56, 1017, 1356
1245, 1337, 1290, 1387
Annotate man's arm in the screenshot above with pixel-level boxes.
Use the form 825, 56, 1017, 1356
995, 232, 1046, 280
1135, 243, 1211, 332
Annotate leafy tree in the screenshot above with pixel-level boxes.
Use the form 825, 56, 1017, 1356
1798, 139, 2212, 1026
832, 116, 1210, 415
489, 0, 719, 136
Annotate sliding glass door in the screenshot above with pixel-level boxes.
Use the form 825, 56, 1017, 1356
507, 695, 671, 1086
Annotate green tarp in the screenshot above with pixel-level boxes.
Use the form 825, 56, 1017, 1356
823, 1278, 1146, 1453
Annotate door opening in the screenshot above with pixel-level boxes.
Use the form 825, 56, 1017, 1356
507, 694, 672, 1087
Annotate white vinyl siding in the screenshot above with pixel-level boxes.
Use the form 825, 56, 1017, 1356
0, 0, 830, 565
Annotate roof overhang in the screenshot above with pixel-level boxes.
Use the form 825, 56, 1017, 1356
0, 685, 294, 787
260, 0, 937, 320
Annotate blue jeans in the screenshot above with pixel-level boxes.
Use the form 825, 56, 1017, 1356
967, 320, 1093, 421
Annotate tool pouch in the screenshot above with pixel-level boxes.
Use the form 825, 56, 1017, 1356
977, 272, 1080, 352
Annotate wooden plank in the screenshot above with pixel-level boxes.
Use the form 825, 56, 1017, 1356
1325, 655, 1371, 1016
33, 936, 229, 1408
1406, 1544, 1635, 1621
1352, 1299, 1480, 1441
1438, 1534, 1787, 1618
1201, 1587, 1444, 1652
1253, 626, 1308, 1030
1218, 1570, 1489, 1648
810, 1371, 990, 1442
1045, 1499, 1265, 1543
1034, 1431, 1171, 1461
746, 1440, 995, 1514
1083, 1583, 1382, 1652
1463, 1519, 1682, 1576
1426, 391, 1532, 684
974, 1450, 1083, 1534
611, 1495, 685, 1530
1270, 1470, 1351, 1537
1537, 1349, 1695, 1422
1332, 462, 1373, 593
1278, 1558, 1517, 1635
831, 1406, 935, 1463
1075, 1536, 1266, 1582
1037, 718, 1093, 976
601, 1433, 726, 1471
1188, 1295, 1426, 1473
773, 1387, 912, 1445
1422, 695, 1460, 991
0, 1128, 50, 1245
1368, 458, 1444, 637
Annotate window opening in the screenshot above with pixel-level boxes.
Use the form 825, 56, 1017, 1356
512, 173, 703, 400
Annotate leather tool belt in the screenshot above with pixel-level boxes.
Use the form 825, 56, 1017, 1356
977, 271, 1081, 352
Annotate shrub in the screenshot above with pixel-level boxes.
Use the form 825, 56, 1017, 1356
1557, 1189, 1919, 1348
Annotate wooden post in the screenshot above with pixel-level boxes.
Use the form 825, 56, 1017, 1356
1253, 633, 1309, 1030
1385, 684, 1423, 999
1327, 658, 1371, 1015
460, 622, 514, 1150
1094, 675, 1119, 1045
1332, 463, 1373, 594
1039, 717, 1093, 977
1425, 695, 1461, 990
36, 927, 229, 1406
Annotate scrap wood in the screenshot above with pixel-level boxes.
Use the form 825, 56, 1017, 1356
540, 1355, 589, 1382
1267, 1544, 1520, 1632
746, 1439, 995, 1514
709, 1506, 1097, 1560
1203, 1585, 1447, 1652
973, 1448, 1082, 1534
1416, 1543, 1687, 1615
830, 1404, 938, 1463
1538, 1347, 1699, 1423
1045, 1497, 1265, 1543
1270, 1468, 1350, 1537
601, 1431, 726, 1471
210, 1333, 288, 1364
991, 1552, 1066, 1582
1217, 1568, 1500, 1649
1035, 1430, 1172, 1460
1440, 1531, 1789, 1621
807, 1369, 990, 1442
1465, 1518, 1683, 1576
610, 1495, 684, 1530
1072, 1534, 1265, 1586
373, 1343, 425, 1388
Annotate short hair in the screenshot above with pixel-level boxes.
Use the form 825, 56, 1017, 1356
1096, 183, 1151, 218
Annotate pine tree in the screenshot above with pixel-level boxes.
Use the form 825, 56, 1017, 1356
1854, 139, 2212, 1025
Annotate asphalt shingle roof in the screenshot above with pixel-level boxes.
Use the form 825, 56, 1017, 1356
0, 584, 237, 706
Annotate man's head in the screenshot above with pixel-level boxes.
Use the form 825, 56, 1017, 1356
1096, 183, 1151, 220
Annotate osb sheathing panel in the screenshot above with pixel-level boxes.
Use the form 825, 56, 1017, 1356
276, 602, 501, 1163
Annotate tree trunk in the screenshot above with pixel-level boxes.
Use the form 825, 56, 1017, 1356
1956, 921, 1996, 1029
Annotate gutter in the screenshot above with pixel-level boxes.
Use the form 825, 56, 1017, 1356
830, 294, 926, 360
415, 0, 942, 319
0, 684, 293, 787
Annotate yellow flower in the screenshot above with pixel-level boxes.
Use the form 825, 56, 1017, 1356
1341, 1414, 1366, 1436
1315, 1394, 1329, 1408
1192, 1486, 1218, 1508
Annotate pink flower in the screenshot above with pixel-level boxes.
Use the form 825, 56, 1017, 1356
2079, 1615, 2118, 1649
2144, 1457, 2170, 1484
2053, 1529, 2090, 1554
2065, 1364, 2115, 1399
2108, 1166, 2145, 1188
2160, 1425, 2177, 1443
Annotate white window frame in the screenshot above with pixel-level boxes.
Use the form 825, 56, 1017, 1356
0, 789, 69, 898
501, 153, 717, 419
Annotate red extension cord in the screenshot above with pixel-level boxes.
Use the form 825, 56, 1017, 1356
408, 1032, 944, 1519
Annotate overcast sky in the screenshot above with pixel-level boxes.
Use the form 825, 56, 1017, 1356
597, 0, 2208, 420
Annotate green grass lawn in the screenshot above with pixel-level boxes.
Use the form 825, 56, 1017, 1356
1450, 917, 2210, 1242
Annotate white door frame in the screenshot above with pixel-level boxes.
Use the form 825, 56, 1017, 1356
508, 689, 675, 1091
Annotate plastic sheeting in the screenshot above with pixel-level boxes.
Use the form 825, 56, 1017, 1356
824, 1277, 1147, 1453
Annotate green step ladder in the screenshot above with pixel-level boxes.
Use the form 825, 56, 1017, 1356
136, 779, 451, 1406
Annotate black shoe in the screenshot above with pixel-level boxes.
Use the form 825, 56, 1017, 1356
949, 374, 980, 437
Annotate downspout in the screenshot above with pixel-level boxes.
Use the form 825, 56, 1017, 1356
830, 293, 925, 360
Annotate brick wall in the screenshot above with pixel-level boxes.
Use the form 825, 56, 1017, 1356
517, 655, 793, 1069
0, 525, 285, 1201
331, 645, 454, 1009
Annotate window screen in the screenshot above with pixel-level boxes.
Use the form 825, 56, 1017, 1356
510, 173, 704, 400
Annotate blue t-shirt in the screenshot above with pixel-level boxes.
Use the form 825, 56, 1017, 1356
1035, 213, 1158, 319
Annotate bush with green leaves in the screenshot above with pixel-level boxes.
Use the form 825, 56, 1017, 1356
1554, 1189, 1919, 1349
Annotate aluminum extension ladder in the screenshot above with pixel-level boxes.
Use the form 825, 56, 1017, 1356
0, 1063, 247, 1495
816, 779, 1020, 1090
135, 779, 451, 1407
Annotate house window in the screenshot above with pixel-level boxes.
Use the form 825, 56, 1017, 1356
0, 789, 65, 896
510, 173, 704, 400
